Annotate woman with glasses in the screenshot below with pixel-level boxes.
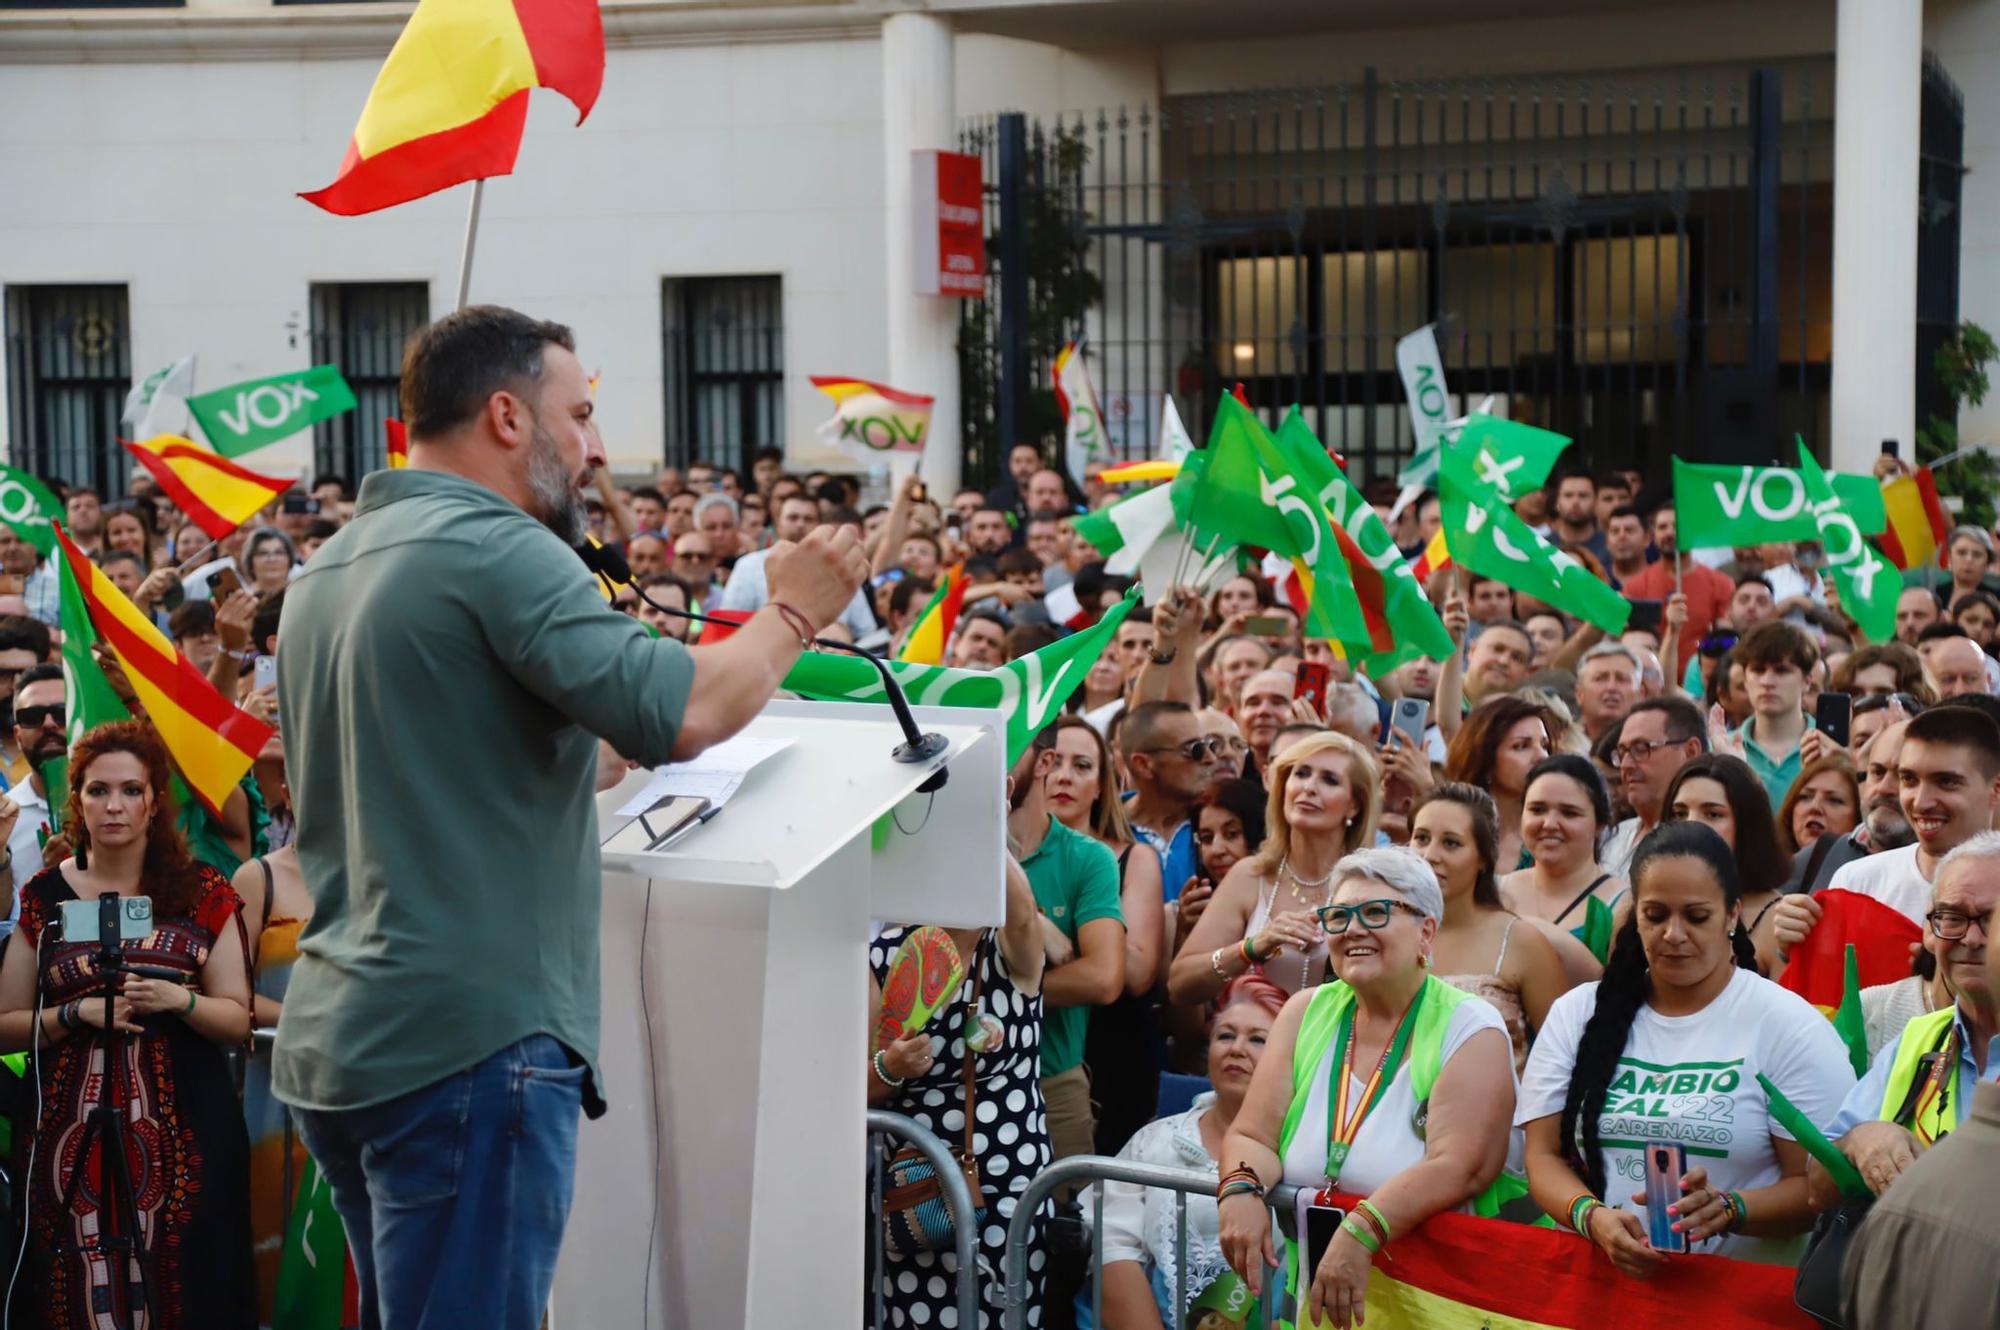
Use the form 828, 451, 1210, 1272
1169, 733, 1380, 1007
1217, 847, 1518, 1328
1663, 755, 1793, 973
1520, 821, 1854, 1272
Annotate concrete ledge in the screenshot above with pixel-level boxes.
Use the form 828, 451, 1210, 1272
0, 0, 893, 63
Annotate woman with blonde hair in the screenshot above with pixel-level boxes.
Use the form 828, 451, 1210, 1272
1168, 732, 1381, 1006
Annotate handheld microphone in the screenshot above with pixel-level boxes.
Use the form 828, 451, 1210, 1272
577, 540, 949, 788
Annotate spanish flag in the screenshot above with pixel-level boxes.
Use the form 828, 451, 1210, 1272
385, 418, 409, 469
1299, 1191, 1812, 1330
1410, 528, 1453, 585
53, 525, 272, 817
1877, 466, 1950, 571
1097, 458, 1181, 486
123, 436, 294, 541
898, 564, 968, 665
302, 0, 604, 216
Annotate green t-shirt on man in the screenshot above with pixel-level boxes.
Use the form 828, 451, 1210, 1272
1019, 814, 1123, 1077
273, 469, 694, 1117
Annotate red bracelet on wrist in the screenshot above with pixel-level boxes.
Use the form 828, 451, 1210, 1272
767, 601, 815, 648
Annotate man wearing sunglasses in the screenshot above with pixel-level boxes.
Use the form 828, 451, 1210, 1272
0, 664, 67, 936
1118, 702, 1215, 906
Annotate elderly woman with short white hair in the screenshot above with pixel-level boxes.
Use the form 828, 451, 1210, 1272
1215, 846, 1520, 1330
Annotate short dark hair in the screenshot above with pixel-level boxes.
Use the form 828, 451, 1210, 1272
1596, 471, 1632, 493
1734, 574, 1774, 597
1119, 700, 1195, 761
400, 305, 576, 439
1734, 620, 1817, 674
99, 550, 145, 576
823, 506, 864, 530
1606, 504, 1645, 524
1904, 704, 2000, 779
301, 518, 340, 543
960, 607, 1010, 637
630, 486, 666, 508
900, 531, 941, 558
997, 550, 1041, 577
251, 588, 285, 655
751, 445, 784, 465
1004, 623, 1061, 659
1554, 466, 1596, 491
14, 662, 62, 694
0, 614, 51, 663
888, 577, 936, 617
310, 473, 351, 498
1916, 621, 1970, 644
1624, 695, 1708, 750
169, 600, 216, 640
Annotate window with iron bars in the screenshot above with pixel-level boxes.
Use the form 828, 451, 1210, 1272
309, 281, 429, 484
661, 276, 783, 473
3, 284, 132, 497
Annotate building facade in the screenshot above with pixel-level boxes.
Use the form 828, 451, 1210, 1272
2, 0, 1994, 496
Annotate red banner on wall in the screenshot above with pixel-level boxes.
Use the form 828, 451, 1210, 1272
912, 149, 985, 297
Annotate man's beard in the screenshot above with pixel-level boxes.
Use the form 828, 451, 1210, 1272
527, 420, 588, 545
1865, 802, 1915, 851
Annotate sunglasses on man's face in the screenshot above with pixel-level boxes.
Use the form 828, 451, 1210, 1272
14, 704, 64, 730
1143, 736, 1221, 763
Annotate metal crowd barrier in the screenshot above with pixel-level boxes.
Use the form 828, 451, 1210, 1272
868, 1109, 982, 1330
999, 1155, 1300, 1330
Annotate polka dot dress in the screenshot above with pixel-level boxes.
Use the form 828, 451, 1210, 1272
873, 928, 1052, 1329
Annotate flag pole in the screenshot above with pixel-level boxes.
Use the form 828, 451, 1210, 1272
454, 179, 487, 312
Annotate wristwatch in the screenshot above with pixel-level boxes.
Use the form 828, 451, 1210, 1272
1149, 648, 1178, 665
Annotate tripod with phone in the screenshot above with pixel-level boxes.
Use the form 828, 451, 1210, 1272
46, 893, 159, 1330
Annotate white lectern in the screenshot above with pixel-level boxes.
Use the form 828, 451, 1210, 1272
553, 698, 1007, 1330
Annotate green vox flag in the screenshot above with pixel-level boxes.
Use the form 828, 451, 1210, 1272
1439, 447, 1631, 634
782, 593, 1137, 764
1453, 414, 1572, 500
1274, 407, 1453, 673
0, 463, 65, 555
1833, 944, 1869, 1080
1799, 441, 1898, 643
1168, 395, 1371, 645
1674, 453, 1888, 550
1758, 1072, 1869, 1198
272, 1156, 349, 1330
186, 365, 357, 458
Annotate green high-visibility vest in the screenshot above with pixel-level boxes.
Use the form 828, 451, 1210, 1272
1876, 1005, 1961, 1145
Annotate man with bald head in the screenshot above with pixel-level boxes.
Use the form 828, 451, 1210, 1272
626, 532, 669, 579
1925, 633, 1990, 701
1025, 468, 1073, 520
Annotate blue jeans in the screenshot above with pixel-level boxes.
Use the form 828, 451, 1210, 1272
295, 1034, 585, 1330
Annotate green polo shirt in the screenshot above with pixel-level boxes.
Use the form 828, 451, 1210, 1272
1738, 713, 1815, 812
273, 469, 694, 1116
1019, 814, 1122, 1077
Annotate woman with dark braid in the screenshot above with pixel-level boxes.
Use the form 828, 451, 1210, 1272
1516, 822, 1855, 1271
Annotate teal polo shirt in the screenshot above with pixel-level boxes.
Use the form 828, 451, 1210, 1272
1738, 713, 1815, 811
274, 469, 694, 1116
1019, 814, 1123, 1077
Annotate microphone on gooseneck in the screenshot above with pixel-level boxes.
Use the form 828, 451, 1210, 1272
574, 540, 948, 788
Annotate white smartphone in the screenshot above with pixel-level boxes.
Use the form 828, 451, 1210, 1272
252, 655, 278, 693
58, 895, 153, 946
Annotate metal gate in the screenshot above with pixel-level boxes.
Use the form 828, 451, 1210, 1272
961, 62, 1856, 491
3, 285, 132, 495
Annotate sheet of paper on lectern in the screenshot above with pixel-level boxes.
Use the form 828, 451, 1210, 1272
615, 734, 795, 815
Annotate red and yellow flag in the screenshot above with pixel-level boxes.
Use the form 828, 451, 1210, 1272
1097, 459, 1181, 486
1316, 1191, 1812, 1329
123, 436, 293, 541
384, 418, 409, 469
1877, 466, 1950, 571
302, 0, 604, 216
1410, 528, 1453, 585
53, 525, 272, 816
898, 564, 968, 666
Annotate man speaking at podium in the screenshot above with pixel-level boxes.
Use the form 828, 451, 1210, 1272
273, 306, 868, 1330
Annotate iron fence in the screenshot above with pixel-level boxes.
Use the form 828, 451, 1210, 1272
959, 58, 1978, 494
3, 285, 132, 496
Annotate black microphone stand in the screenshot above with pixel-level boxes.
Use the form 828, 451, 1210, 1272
54, 894, 154, 1330
578, 541, 949, 792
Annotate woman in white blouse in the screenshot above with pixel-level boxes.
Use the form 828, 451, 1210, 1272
1087, 975, 1288, 1330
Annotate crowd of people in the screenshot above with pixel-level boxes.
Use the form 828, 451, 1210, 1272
855, 448, 2000, 1330
0, 363, 1990, 1329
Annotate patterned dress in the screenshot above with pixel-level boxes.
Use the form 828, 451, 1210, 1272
872, 928, 1052, 1330
15, 865, 256, 1330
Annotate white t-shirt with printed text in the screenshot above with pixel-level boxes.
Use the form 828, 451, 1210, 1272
1516, 967, 1855, 1264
